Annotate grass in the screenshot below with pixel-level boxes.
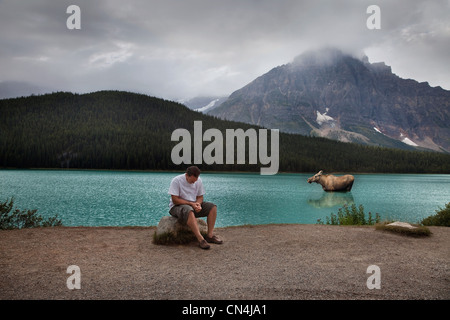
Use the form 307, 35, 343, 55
316, 203, 447, 237
317, 204, 380, 226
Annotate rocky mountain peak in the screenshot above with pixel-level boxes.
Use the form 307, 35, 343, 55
208, 48, 450, 152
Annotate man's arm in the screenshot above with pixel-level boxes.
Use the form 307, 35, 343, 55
171, 195, 202, 212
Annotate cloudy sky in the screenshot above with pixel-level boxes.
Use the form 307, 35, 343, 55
0, 0, 449, 100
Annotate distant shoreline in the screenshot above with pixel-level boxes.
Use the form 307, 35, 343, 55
1, 167, 449, 175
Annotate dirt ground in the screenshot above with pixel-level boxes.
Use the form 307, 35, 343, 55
0, 224, 449, 300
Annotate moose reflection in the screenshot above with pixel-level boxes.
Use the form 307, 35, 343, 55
307, 191, 355, 208
307, 170, 354, 192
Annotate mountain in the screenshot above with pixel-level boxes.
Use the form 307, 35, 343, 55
209, 48, 450, 153
180, 96, 228, 112
1, 91, 449, 173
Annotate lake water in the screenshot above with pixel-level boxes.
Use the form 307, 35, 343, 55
0, 170, 449, 227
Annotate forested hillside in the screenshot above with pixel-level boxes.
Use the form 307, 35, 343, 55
1, 91, 449, 173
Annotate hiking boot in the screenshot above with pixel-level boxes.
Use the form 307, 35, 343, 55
205, 235, 223, 244
199, 239, 210, 250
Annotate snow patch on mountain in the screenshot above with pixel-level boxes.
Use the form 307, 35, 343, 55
196, 98, 220, 112
402, 137, 419, 147
316, 109, 335, 125
400, 133, 419, 147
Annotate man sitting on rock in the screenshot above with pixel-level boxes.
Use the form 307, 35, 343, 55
168, 166, 223, 249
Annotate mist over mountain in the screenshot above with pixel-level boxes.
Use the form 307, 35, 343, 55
209, 48, 450, 152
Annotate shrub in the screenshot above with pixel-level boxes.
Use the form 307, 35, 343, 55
421, 203, 450, 227
0, 197, 62, 230
317, 204, 380, 225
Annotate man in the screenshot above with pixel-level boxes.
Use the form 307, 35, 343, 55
168, 166, 223, 249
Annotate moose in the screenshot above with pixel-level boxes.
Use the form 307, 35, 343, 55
307, 170, 354, 192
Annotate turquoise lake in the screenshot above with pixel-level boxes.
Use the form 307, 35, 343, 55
0, 170, 449, 227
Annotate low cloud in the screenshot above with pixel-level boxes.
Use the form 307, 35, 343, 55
0, 0, 448, 100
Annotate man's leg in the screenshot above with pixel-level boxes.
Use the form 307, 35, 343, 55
205, 205, 223, 244
186, 210, 204, 242
206, 205, 217, 238
186, 211, 210, 249
170, 205, 210, 249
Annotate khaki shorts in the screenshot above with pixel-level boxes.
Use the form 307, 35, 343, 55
169, 202, 216, 225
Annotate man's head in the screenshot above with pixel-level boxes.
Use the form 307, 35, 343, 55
185, 166, 201, 184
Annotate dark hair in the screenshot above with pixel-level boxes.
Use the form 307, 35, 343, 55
186, 166, 201, 177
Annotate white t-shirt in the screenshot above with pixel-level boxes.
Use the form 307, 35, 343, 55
168, 174, 205, 209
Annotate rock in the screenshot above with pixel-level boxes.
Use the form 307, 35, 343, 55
386, 221, 417, 229
155, 216, 207, 237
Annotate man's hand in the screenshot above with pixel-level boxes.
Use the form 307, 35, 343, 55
171, 195, 202, 213
192, 202, 202, 213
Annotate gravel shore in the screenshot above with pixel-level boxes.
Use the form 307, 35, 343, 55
0, 224, 448, 300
